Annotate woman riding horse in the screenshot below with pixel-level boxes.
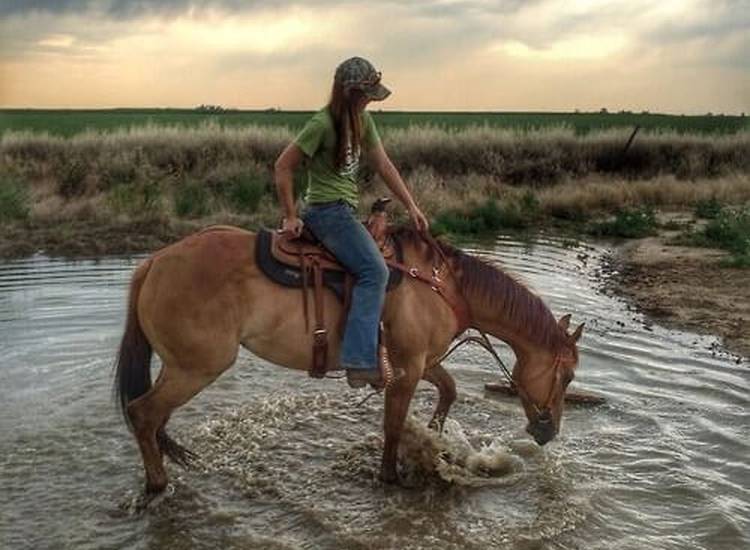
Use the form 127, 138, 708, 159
273, 56, 429, 389
114, 59, 584, 496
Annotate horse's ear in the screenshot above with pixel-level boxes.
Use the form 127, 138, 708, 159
558, 314, 572, 331
571, 322, 585, 342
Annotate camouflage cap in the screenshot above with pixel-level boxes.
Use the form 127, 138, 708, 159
334, 56, 391, 101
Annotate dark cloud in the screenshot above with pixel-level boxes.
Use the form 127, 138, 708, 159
645, 10, 749, 44
0, 1, 283, 18
637, 0, 750, 69
2, 0, 748, 76
0, 0, 538, 19
406, 0, 536, 19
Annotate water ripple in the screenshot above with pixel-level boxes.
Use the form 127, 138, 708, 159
1, 236, 748, 549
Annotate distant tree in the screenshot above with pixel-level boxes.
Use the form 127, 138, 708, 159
600, 107, 608, 114
196, 104, 226, 113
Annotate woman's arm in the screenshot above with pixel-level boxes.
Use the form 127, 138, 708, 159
274, 143, 305, 236
368, 143, 429, 232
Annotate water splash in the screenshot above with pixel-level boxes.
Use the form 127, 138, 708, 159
185, 392, 526, 492
398, 417, 525, 486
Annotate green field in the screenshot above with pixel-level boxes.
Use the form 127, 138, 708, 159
1, 108, 747, 137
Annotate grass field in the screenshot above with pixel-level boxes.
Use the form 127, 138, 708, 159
1, 111, 748, 259
1, 109, 748, 137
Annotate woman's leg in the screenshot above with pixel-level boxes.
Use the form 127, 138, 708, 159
303, 203, 388, 371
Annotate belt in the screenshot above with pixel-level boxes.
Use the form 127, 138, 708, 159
307, 199, 355, 208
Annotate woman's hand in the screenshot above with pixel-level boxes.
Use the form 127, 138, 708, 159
282, 216, 304, 237
408, 205, 430, 234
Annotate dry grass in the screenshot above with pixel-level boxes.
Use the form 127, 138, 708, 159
537, 174, 750, 220
3, 123, 749, 191
1, 123, 749, 257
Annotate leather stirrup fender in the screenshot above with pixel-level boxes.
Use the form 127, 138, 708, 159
309, 259, 328, 379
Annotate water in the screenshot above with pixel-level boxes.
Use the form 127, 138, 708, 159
1, 234, 748, 550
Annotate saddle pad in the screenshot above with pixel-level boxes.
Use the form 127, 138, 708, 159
255, 229, 403, 301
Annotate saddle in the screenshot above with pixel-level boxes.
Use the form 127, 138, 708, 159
271, 228, 397, 271
256, 198, 402, 380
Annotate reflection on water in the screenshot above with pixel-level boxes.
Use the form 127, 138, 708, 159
0, 235, 748, 550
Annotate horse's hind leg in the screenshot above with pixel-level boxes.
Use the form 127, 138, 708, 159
422, 363, 456, 433
127, 366, 218, 494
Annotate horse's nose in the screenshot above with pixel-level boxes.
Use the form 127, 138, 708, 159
526, 421, 556, 446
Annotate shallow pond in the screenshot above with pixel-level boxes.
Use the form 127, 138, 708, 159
1, 234, 748, 550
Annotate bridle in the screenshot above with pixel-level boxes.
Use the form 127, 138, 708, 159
517, 349, 564, 425
438, 331, 565, 423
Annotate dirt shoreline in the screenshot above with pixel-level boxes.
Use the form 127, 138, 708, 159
608, 235, 749, 361
0, 218, 194, 259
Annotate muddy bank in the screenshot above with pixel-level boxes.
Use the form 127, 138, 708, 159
609, 235, 749, 360
0, 218, 193, 258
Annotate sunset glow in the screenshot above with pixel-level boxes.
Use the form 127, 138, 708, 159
0, 0, 747, 113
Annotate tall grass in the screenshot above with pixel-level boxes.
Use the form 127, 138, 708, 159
0, 176, 29, 223
1, 123, 749, 249
673, 206, 750, 267
2, 124, 749, 191
588, 207, 658, 238
704, 207, 750, 266
108, 181, 162, 217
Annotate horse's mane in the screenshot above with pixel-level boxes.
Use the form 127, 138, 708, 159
391, 226, 568, 351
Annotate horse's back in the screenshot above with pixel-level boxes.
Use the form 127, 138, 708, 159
136, 226, 262, 365
150, 224, 256, 273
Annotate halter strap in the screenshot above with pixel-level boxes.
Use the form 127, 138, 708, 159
385, 258, 471, 336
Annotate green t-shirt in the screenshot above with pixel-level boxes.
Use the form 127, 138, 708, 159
294, 107, 381, 207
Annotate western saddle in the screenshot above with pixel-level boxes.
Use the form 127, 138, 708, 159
260, 198, 471, 382
267, 198, 397, 381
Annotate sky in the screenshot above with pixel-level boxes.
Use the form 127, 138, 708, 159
0, 0, 748, 113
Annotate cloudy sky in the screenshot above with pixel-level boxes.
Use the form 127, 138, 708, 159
0, 0, 748, 113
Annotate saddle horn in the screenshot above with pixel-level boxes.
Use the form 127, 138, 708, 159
371, 197, 392, 213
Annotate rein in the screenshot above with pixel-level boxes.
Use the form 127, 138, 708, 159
412, 232, 562, 418
436, 330, 562, 419
368, 229, 562, 418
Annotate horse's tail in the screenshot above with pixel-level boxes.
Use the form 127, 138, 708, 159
113, 258, 154, 429
113, 259, 198, 467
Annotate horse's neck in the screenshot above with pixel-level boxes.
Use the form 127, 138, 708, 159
472, 313, 534, 362
465, 288, 556, 362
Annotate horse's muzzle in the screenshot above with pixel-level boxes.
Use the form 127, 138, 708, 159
526, 411, 557, 446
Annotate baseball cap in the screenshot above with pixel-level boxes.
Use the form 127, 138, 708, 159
334, 56, 391, 101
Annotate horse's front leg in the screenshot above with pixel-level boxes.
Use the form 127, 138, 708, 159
381, 355, 424, 484
422, 363, 457, 433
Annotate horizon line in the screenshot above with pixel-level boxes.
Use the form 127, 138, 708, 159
0, 107, 747, 118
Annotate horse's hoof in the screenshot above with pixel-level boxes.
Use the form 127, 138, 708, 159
380, 467, 399, 485
132, 483, 174, 513
146, 481, 168, 496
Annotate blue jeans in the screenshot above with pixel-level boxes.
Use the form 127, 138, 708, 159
303, 202, 388, 370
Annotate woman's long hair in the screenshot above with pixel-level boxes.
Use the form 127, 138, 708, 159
327, 82, 366, 171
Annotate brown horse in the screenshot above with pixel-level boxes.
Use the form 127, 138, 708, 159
114, 225, 583, 494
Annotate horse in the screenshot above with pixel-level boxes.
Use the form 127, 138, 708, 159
114, 225, 584, 494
